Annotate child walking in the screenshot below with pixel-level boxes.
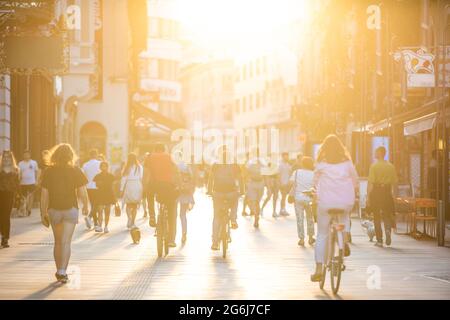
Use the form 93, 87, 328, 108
94, 162, 116, 233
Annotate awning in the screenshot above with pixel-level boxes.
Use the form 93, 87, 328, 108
367, 118, 391, 133
133, 102, 184, 131
403, 112, 437, 136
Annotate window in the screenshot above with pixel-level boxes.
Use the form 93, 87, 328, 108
256, 59, 260, 76
249, 94, 253, 110
235, 99, 240, 114
242, 97, 247, 112
149, 59, 158, 78
149, 18, 159, 38
249, 62, 253, 78
256, 93, 260, 108
242, 65, 247, 80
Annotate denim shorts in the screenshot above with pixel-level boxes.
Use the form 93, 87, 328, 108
48, 207, 79, 225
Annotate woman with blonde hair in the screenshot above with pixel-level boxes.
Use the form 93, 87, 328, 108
40, 144, 89, 283
311, 134, 358, 282
0, 150, 19, 248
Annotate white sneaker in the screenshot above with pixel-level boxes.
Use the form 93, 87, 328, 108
272, 212, 278, 218
95, 226, 103, 233
104, 226, 109, 233
85, 217, 92, 230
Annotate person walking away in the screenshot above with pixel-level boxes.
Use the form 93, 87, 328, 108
120, 153, 143, 230
0, 151, 19, 248
207, 145, 243, 250
246, 151, 265, 228
93, 161, 116, 233
40, 144, 89, 283
290, 156, 315, 246
367, 146, 398, 247
147, 143, 179, 247
261, 154, 280, 217
18, 150, 38, 216
310, 134, 358, 282
143, 151, 157, 227
82, 149, 101, 231
176, 154, 195, 244
278, 152, 292, 217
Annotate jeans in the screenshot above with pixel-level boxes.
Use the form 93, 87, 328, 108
212, 192, 238, 243
370, 185, 394, 242
315, 205, 352, 264
294, 200, 315, 239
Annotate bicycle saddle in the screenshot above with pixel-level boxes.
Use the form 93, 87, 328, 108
328, 208, 345, 215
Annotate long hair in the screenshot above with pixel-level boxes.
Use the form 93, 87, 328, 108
316, 134, 351, 164
122, 153, 139, 176
0, 150, 18, 172
49, 143, 78, 167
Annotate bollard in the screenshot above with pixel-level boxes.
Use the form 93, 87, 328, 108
437, 200, 445, 247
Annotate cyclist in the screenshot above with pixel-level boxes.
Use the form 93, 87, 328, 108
207, 145, 244, 250
147, 143, 179, 248
310, 134, 358, 282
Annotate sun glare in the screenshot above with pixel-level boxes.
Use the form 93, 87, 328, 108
178, 0, 310, 55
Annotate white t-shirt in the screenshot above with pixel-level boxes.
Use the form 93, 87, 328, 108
82, 159, 101, 189
289, 169, 314, 202
19, 160, 38, 185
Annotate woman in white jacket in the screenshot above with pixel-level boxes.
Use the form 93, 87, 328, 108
311, 134, 358, 282
120, 153, 143, 229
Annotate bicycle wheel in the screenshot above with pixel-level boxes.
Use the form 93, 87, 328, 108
222, 217, 228, 259
156, 214, 164, 258
163, 215, 170, 256
330, 230, 343, 294
319, 262, 327, 289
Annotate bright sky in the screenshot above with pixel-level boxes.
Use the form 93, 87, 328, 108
177, 0, 311, 57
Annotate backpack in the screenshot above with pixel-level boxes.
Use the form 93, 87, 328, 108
212, 164, 238, 192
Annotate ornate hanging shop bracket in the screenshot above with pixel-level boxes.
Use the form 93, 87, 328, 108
0, 0, 69, 76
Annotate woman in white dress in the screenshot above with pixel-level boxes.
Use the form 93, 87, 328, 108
120, 153, 143, 229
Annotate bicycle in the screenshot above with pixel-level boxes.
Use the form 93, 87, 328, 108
156, 201, 170, 258
210, 193, 234, 258
319, 208, 347, 294
303, 190, 347, 294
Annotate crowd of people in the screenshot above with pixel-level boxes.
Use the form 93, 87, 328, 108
0, 133, 398, 285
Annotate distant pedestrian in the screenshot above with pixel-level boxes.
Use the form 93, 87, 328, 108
93, 161, 116, 233
40, 143, 89, 284
176, 153, 195, 244
120, 153, 143, 229
18, 150, 38, 216
82, 149, 101, 231
367, 146, 398, 247
261, 153, 280, 218
290, 156, 315, 246
278, 152, 292, 217
246, 151, 265, 228
0, 150, 19, 248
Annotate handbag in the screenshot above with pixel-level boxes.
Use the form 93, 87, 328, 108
287, 171, 298, 204
41, 214, 50, 228
114, 202, 121, 217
